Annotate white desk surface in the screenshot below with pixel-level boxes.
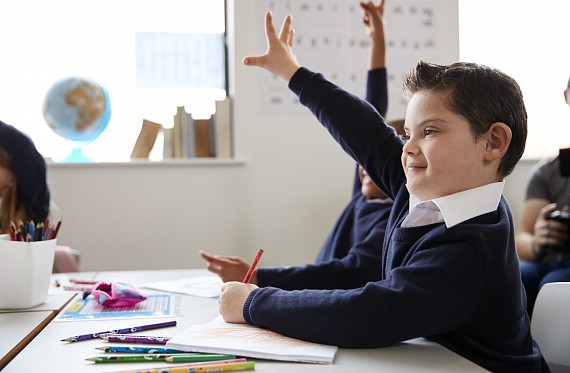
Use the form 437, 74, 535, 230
0, 311, 53, 369
4, 269, 488, 372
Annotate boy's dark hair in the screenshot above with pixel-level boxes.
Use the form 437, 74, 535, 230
403, 60, 527, 178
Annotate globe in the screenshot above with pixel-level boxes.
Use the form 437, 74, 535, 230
42, 77, 111, 162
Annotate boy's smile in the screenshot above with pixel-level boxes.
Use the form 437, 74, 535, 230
402, 91, 496, 201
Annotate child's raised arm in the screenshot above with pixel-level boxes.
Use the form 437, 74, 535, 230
242, 11, 301, 82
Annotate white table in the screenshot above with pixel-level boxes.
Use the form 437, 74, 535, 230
0, 311, 54, 369
4, 269, 488, 372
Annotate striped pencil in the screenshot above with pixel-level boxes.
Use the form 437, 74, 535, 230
101, 334, 171, 344
95, 346, 187, 354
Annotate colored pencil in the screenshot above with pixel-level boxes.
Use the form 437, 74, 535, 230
69, 278, 98, 285
52, 219, 62, 238
86, 354, 172, 363
62, 284, 93, 292
86, 354, 236, 364
164, 354, 236, 363
102, 334, 171, 344
96, 346, 187, 354
60, 320, 177, 342
106, 359, 252, 373
243, 248, 264, 283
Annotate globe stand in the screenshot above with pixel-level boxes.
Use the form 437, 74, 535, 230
61, 146, 93, 163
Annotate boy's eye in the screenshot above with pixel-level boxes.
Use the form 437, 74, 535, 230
424, 128, 436, 136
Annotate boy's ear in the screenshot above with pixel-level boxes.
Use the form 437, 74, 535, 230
483, 122, 512, 162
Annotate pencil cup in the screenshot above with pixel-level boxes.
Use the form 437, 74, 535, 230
0, 234, 56, 309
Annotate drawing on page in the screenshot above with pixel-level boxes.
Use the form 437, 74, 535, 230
193, 326, 316, 348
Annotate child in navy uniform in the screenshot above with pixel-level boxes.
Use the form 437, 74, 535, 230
218, 3, 549, 372
200, 0, 394, 290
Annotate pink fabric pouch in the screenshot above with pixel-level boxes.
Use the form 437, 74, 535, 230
85, 281, 147, 307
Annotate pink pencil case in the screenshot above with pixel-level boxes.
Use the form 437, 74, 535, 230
84, 281, 147, 307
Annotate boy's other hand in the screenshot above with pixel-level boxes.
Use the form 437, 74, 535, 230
219, 282, 257, 323
242, 11, 301, 82
200, 250, 255, 283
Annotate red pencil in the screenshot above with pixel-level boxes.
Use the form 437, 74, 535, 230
51, 219, 62, 239
243, 249, 264, 284
8, 223, 16, 241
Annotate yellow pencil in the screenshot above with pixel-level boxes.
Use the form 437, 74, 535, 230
106, 359, 252, 373
163, 361, 254, 373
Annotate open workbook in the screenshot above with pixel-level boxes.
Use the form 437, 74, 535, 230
166, 316, 338, 364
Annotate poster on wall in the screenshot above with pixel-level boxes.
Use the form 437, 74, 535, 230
256, 0, 448, 120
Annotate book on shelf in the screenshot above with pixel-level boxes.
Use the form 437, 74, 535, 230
163, 126, 174, 159
163, 98, 233, 160
213, 98, 233, 158
171, 106, 196, 158
166, 316, 337, 364
194, 117, 215, 157
131, 119, 162, 159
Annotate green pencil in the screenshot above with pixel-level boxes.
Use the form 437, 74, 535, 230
165, 354, 236, 363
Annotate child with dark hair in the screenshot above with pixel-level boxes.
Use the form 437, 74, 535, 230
0, 120, 50, 232
201, 0, 393, 290
217, 4, 549, 372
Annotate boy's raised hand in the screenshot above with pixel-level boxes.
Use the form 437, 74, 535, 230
361, 0, 386, 41
242, 11, 301, 82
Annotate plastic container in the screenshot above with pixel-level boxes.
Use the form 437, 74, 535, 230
0, 234, 56, 309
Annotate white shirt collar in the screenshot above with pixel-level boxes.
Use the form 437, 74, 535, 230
403, 181, 505, 228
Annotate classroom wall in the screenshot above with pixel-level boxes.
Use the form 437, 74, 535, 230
45, 0, 537, 271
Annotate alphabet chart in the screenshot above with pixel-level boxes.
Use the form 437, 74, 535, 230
256, 0, 456, 119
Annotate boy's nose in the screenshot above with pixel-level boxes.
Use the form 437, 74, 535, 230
402, 137, 418, 154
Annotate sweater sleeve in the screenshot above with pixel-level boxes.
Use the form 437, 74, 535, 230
366, 68, 388, 118
289, 67, 405, 200
352, 68, 389, 195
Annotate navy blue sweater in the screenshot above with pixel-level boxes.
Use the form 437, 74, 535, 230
244, 68, 548, 372
257, 68, 391, 290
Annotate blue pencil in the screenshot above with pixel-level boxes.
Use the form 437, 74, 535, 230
95, 346, 188, 354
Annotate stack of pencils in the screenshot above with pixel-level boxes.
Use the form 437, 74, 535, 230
7, 219, 61, 242
60, 321, 254, 373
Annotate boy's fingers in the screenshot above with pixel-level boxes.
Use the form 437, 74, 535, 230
278, 15, 293, 43
200, 251, 226, 265
287, 28, 295, 48
199, 250, 214, 261
264, 11, 277, 44
379, 0, 386, 16
243, 55, 266, 67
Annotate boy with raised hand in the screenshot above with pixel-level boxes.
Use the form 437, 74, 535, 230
218, 4, 548, 373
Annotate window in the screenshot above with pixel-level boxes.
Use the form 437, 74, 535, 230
458, 0, 570, 159
0, 0, 226, 162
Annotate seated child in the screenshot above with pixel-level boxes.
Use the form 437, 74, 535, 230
0, 120, 50, 232
201, 165, 392, 289
217, 5, 549, 372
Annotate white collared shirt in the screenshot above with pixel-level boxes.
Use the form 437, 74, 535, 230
401, 181, 505, 228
